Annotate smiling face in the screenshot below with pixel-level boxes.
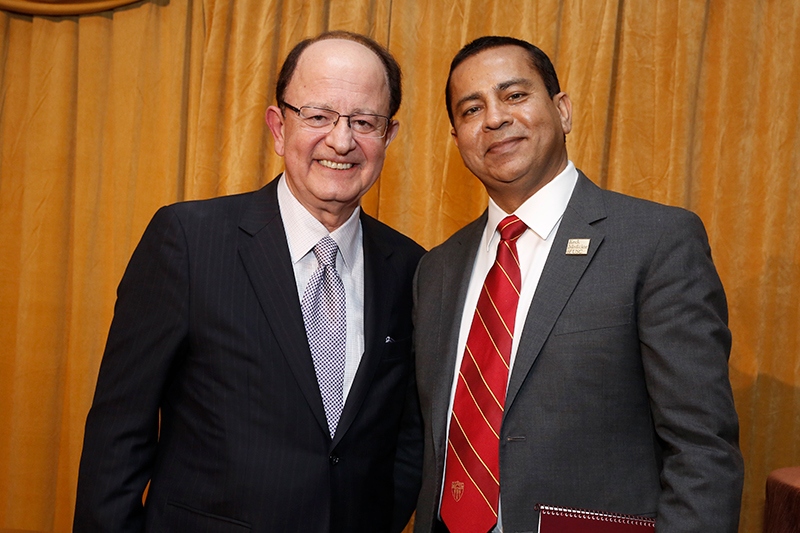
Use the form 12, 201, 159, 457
266, 39, 399, 230
448, 45, 572, 213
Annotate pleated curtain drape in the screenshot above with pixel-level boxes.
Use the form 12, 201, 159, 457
0, 1, 798, 532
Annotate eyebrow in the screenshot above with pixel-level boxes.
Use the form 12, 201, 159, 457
455, 92, 482, 110
455, 77, 534, 109
497, 77, 532, 92
299, 103, 385, 116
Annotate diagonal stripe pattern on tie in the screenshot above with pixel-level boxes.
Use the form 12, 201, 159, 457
301, 236, 347, 438
441, 215, 527, 533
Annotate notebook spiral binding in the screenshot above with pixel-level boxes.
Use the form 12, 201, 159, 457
536, 504, 656, 528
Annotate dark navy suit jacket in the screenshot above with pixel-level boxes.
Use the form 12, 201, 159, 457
74, 177, 425, 532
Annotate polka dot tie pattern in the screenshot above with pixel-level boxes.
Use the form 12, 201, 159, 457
301, 236, 347, 438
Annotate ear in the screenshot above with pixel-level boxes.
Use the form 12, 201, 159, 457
451, 127, 459, 148
265, 105, 286, 156
383, 119, 400, 148
553, 92, 573, 135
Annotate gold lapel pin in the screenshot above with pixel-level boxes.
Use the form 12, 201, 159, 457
566, 239, 590, 255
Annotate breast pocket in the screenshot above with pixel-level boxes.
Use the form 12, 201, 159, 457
552, 304, 633, 336
164, 501, 251, 533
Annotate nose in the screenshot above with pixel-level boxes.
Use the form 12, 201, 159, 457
325, 117, 357, 154
484, 101, 512, 130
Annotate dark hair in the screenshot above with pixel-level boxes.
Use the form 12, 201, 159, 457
275, 31, 402, 118
445, 36, 561, 126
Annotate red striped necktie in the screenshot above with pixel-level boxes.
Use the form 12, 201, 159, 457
441, 215, 527, 533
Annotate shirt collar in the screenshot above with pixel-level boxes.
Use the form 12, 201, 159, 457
277, 174, 361, 269
484, 160, 579, 249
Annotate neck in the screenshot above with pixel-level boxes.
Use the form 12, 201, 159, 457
316, 208, 357, 232
283, 175, 359, 232
488, 158, 568, 213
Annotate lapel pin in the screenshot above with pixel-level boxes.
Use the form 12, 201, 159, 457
566, 239, 590, 255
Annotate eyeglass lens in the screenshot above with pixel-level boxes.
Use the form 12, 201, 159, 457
296, 106, 388, 137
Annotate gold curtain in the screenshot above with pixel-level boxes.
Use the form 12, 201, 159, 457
0, 0, 797, 531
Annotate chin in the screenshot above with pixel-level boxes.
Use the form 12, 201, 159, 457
313, 186, 363, 205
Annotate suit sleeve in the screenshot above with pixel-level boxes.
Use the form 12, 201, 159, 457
637, 210, 744, 532
74, 206, 190, 533
390, 348, 424, 533
389, 244, 426, 533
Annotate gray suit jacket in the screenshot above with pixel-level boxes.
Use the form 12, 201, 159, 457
413, 172, 743, 533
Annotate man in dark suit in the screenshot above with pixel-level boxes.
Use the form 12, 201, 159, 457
413, 36, 744, 533
74, 31, 423, 533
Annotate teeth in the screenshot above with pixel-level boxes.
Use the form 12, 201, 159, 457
319, 160, 354, 170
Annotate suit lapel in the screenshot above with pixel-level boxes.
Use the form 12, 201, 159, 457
330, 214, 391, 447
430, 214, 487, 462
504, 173, 607, 409
237, 178, 329, 436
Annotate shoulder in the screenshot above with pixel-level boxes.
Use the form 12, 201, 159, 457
602, 191, 710, 255
606, 189, 699, 223
163, 190, 258, 226
154, 177, 279, 229
571, 179, 717, 280
571, 174, 708, 244
129, 191, 260, 265
419, 212, 486, 270
145, 183, 282, 243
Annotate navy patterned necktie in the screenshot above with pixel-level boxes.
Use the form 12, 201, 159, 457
301, 236, 347, 437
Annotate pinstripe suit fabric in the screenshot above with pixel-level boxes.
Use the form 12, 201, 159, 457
74, 177, 425, 533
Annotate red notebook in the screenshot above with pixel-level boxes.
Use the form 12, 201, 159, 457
537, 504, 655, 532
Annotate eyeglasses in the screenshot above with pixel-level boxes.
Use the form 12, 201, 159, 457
282, 102, 391, 138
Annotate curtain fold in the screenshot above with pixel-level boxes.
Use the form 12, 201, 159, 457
0, 1, 798, 531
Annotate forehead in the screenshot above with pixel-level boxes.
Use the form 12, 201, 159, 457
450, 45, 543, 98
287, 39, 390, 110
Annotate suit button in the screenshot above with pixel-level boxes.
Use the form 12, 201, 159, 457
329, 454, 340, 465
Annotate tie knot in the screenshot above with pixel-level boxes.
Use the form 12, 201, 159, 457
497, 215, 527, 242
313, 236, 339, 267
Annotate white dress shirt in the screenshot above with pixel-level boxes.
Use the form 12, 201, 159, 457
440, 161, 579, 531
277, 174, 366, 401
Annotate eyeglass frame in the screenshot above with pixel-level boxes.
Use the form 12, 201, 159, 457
281, 102, 393, 138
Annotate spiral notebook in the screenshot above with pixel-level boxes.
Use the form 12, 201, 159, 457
536, 504, 655, 532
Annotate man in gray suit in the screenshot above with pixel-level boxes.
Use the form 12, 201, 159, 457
413, 36, 743, 533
